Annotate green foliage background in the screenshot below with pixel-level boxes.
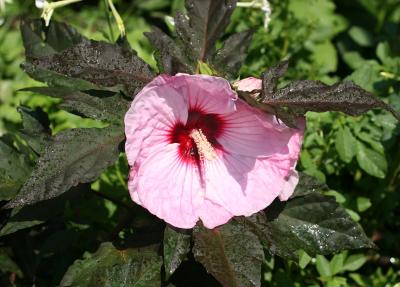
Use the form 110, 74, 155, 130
0, 0, 399, 286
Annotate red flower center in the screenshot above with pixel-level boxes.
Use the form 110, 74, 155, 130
169, 108, 225, 163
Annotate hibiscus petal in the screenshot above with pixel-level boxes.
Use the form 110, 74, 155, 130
128, 165, 142, 205
234, 77, 262, 92
174, 74, 237, 115
134, 144, 202, 228
197, 199, 233, 229
203, 153, 286, 216
279, 170, 299, 201
125, 75, 189, 166
218, 99, 302, 157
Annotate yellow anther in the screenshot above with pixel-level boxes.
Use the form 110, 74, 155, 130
190, 129, 217, 161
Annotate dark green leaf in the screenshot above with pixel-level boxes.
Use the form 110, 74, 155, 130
356, 142, 387, 178
0, 248, 22, 277
18, 106, 51, 155
22, 62, 100, 91
211, 30, 253, 78
193, 221, 264, 287
335, 126, 357, 163
60, 243, 162, 287
356, 197, 372, 213
298, 250, 312, 269
291, 172, 328, 198
342, 254, 366, 271
4, 126, 123, 208
316, 255, 332, 277
22, 87, 129, 125
30, 39, 155, 95
348, 26, 373, 47
0, 140, 32, 201
239, 182, 374, 261
21, 19, 85, 59
330, 253, 346, 275
0, 217, 43, 237
0, 188, 80, 237
163, 226, 191, 278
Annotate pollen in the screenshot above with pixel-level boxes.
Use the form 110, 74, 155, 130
190, 129, 217, 161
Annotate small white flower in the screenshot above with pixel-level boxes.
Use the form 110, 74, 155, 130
237, 0, 272, 30
35, 0, 82, 26
0, 0, 12, 12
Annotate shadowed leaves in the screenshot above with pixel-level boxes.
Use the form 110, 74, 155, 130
163, 226, 191, 279
18, 106, 51, 155
22, 87, 129, 125
4, 126, 123, 208
238, 175, 374, 261
60, 243, 162, 287
193, 222, 264, 287
21, 19, 85, 59
0, 140, 32, 201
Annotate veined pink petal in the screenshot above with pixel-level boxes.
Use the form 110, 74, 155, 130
234, 77, 262, 92
203, 153, 286, 216
128, 165, 141, 205
125, 76, 188, 166
134, 144, 202, 228
279, 170, 299, 201
218, 99, 299, 157
197, 199, 233, 229
175, 74, 237, 115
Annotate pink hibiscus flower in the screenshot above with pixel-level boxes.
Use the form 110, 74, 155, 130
125, 74, 304, 229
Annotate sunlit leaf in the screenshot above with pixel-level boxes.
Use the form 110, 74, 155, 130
335, 126, 357, 163
356, 141, 387, 178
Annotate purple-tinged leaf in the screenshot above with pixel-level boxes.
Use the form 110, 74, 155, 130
178, 0, 237, 62
163, 226, 191, 279
262, 60, 289, 97
260, 62, 400, 121
237, 175, 374, 261
30, 39, 155, 96
21, 19, 85, 59
22, 87, 129, 125
193, 221, 264, 287
60, 243, 162, 287
211, 30, 253, 79
18, 107, 51, 155
0, 140, 32, 201
145, 27, 193, 74
4, 126, 123, 209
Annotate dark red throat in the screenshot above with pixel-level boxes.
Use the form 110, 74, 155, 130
169, 108, 225, 163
